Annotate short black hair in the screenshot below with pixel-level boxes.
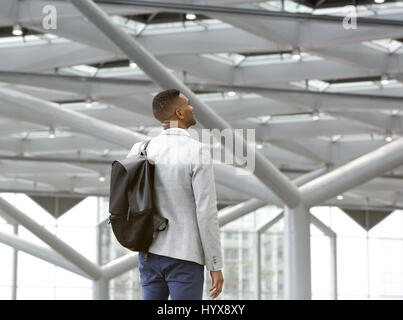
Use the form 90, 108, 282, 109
152, 89, 180, 121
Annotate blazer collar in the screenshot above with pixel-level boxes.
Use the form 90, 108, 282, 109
160, 127, 190, 137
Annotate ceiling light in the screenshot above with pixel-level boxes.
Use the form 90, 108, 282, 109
48, 128, 55, 139
292, 48, 301, 61
85, 98, 92, 108
99, 175, 105, 182
385, 134, 393, 142
381, 74, 389, 86
129, 61, 137, 68
337, 195, 344, 200
12, 24, 23, 36
256, 144, 263, 149
185, 13, 196, 20
312, 110, 320, 121
227, 91, 236, 97
374, 0, 385, 3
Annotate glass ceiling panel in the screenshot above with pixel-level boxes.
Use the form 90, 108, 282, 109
247, 112, 335, 124
131, 18, 233, 36
363, 38, 403, 54
328, 80, 401, 92
319, 133, 397, 142
111, 15, 145, 35
196, 92, 261, 101
0, 33, 60, 47
313, 2, 403, 16
258, 0, 403, 16
60, 101, 111, 111
289, 79, 330, 92
242, 52, 323, 66
258, 0, 313, 13
10, 130, 73, 140
199, 53, 243, 66
60, 64, 143, 77
201, 52, 323, 67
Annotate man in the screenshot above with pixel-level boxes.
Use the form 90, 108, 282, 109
127, 89, 224, 300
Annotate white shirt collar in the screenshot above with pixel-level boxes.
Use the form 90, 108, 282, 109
160, 127, 190, 137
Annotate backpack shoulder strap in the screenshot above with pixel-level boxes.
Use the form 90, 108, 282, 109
140, 138, 152, 156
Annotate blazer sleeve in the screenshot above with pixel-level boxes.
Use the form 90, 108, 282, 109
191, 144, 223, 271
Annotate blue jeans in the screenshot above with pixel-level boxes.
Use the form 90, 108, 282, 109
138, 252, 204, 300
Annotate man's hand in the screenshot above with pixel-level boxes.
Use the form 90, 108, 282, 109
209, 270, 224, 299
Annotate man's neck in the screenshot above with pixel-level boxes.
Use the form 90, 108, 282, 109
165, 126, 188, 130
163, 120, 188, 130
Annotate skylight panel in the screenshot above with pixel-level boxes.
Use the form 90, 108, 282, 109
195, 92, 260, 101
313, 1, 403, 16
138, 18, 232, 36
258, 0, 313, 13
328, 79, 401, 92
324, 133, 391, 142
199, 53, 237, 66
363, 38, 403, 54
247, 112, 334, 125
11, 129, 73, 140
328, 81, 379, 91
288, 79, 330, 92
288, 80, 308, 90
313, 5, 373, 17
307, 79, 330, 92
288, 80, 330, 92
0, 35, 40, 46
61, 101, 111, 111
111, 15, 145, 35
0, 33, 65, 48
242, 51, 323, 66
96, 67, 144, 76
268, 113, 319, 123
199, 53, 245, 66
68, 65, 98, 75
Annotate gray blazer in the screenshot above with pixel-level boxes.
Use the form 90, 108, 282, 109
127, 127, 223, 271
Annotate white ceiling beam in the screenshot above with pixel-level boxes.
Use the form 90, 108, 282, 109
255, 118, 375, 140
300, 137, 403, 206
0, 40, 116, 72
0, 231, 91, 279
268, 139, 329, 163
327, 110, 401, 134
0, 135, 117, 154
309, 44, 403, 76
0, 87, 147, 148
255, 88, 403, 112
0, 196, 102, 279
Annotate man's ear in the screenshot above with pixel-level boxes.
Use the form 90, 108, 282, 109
175, 108, 185, 120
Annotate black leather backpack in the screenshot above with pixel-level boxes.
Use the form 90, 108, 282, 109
108, 139, 168, 254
